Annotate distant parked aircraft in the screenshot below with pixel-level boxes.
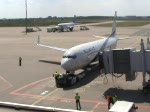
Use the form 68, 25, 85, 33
53, 15, 76, 32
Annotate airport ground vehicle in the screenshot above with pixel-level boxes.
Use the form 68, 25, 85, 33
26, 27, 35, 32
26, 27, 42, 32
55, 73, 85, 87
80, 26, 89, 30
47, 26, 64, 32
109, 101, 138, 112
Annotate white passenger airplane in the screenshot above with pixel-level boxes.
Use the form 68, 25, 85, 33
55, 15, 76, 32
37, 11, 128, 72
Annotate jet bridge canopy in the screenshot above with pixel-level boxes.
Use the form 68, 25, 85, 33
113, 48, 133, 74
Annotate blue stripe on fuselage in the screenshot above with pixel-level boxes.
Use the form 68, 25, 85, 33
88, 38, 110, 64
100, 37, 110, 50
87, 37, 112, 67
109, 30, 115, 37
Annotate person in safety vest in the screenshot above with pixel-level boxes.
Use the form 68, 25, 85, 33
75, 93, 81, 110
53, 72, 60, 82
113, 94, 118, 104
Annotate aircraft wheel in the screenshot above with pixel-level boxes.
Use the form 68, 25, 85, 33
70, 28, 73, 31
142, 87, 148, 94
53, 29, 56, 32
76, 77, 79, 82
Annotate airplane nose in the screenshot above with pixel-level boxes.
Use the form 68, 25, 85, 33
61, 59, 70, 71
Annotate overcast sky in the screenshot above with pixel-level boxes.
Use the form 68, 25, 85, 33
0, 0, 150, 19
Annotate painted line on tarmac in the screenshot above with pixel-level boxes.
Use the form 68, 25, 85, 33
32, 89, 59, 105
10, 77, 52, 94
9, 91, 150, 111
0, 75, 13, 92
10, 92, 42, 99
46, 96, 105, 104
9, 76, 150, 111
92, 102, 101, 111
137, 104, 150, 109
10, 90, 150, 111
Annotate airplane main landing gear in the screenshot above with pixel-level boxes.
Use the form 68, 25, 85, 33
70, 28, 73, 31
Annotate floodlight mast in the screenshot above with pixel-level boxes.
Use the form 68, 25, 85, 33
25, 0, 27, 34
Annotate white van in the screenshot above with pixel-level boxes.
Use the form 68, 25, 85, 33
109, 101, 138, 112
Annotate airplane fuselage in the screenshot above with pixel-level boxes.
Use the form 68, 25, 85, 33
37, 12, 118, 72
61, 37, 117, 71
58, 22, 75, 31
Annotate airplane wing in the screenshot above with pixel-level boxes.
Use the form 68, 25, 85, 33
92, 35, 106, 39
37, 44, 68, 52
37, 36, 68, 52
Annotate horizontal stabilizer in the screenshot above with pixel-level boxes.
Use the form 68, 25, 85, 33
117, 37, 132, 40
93, 35, 106, 39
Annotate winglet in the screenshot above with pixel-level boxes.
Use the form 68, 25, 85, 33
37, 35, 40, 45
93, 35, 106, 39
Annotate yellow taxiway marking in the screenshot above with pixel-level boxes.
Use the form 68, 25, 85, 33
32, 88, 58, 105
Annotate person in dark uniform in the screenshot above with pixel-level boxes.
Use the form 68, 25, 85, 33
75, 93, 81, 110
19, 57, 22, 66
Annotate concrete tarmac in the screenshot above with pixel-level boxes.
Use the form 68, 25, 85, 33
0, 25, 150, 112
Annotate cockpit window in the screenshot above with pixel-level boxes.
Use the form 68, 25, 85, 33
63, 55, 76, 59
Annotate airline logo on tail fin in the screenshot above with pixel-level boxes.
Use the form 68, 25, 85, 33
109, 11, 117, 37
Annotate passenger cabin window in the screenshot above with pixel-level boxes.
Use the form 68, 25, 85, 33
63, 55, 76, 59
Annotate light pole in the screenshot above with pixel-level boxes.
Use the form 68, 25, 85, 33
25, 0, 27, 34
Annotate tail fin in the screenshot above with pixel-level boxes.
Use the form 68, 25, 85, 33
73, 15, 76, 24
109, 11, 117, 37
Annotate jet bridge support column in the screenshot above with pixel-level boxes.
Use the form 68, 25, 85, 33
146, 37, 150, 50
141, 39, 146, 86
146, 37, 150, 78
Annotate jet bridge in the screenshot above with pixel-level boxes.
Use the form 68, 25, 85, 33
102, 38, 150, 93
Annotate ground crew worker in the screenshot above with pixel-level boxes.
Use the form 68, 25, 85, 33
19, 57, 22, 66
75, 93, 81, 110
53, 72, 60, 81
53, 71, 60, 86
107, 95, 113, 109
113, 94, 118, 104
